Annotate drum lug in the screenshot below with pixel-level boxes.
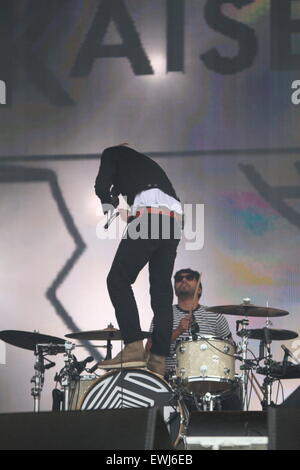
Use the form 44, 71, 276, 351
179, 345, 186, 353
224, 368, 230, 376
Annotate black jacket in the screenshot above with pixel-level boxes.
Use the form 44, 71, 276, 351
95, 146, 180, 207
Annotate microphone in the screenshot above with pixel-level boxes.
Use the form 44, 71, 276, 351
281, 344, 300, 365
104, 211, 120, 230
72, 356, 94, 374
44, 360, 56, 370
190, 313, 199, 339
282, 346, 289, 376
259, 340, 265, 361
87, 363, 99, 374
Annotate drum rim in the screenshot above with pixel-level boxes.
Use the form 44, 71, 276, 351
183, 376, 236, 383
177, 335, 234, 343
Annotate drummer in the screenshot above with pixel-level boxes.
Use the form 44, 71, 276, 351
146, 268, 241, 410
146, 268, 233, 374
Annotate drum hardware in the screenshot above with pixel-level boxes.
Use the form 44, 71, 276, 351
31, 342, 70, 413
31, 345, 46, 413
202, 392, 219, 411
54, 344, 97, 412
236, 317, 250, 411
236, 324, 299, 409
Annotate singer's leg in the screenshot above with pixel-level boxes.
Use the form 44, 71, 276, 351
107, 235, 160, 344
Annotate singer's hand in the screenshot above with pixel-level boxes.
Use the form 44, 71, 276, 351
119, 208, 129, 222
102, 202, 115, 217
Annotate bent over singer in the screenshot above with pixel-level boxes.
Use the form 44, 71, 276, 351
94, 145, 183, 377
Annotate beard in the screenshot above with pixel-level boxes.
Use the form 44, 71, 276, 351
175, 284, 202, 300
175, 285, 194, 299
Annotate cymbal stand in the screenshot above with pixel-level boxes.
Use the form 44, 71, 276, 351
237, 318, 250, 411
261, 334, 275, 409
31, 346, 45, 413
105, 339, 112, 360
31, 343, 63, 412
60, 342, 76, 411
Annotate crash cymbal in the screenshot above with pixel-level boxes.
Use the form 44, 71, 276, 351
237, 328, 298, 341
65, 328, 151, 341
206, 304, 289, 318
0, 330, 65, 351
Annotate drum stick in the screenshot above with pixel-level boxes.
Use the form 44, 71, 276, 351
187, 273, 202, 320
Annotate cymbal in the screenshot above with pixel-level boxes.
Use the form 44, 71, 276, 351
237, 328, 298, 341
65, 327, 151, 341
0, 330, 65, 351
206, 304, 289, 318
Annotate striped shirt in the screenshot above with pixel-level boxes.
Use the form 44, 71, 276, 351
150, 304, 232, 374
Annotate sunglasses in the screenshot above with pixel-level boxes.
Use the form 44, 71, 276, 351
175, 274, 196, 282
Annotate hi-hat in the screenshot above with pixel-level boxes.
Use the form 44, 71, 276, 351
206, 304, 289, 318
237, 328, 298, 342
65, 327, 151, 341
0, 330, 65, 351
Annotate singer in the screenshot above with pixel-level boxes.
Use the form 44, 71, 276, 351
94, 144, 182, 377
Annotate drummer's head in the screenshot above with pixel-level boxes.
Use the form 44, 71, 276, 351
174, 268, 202, 299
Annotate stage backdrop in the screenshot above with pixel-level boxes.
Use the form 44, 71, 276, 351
0, 0, 300, 412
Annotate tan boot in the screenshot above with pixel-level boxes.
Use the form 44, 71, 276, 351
147, 353, 166, 379
98, 340, 146, 369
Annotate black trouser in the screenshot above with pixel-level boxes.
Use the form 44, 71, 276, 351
107, 213, 181, 357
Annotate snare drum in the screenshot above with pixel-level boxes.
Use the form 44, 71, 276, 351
176, 336, 236, 395
74, 368, 187, 447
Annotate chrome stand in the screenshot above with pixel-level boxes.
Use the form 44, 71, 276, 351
30, 342, 69, 412
60, 342, 76, 411
31, 347, 45, 413
239, 319, 250, 411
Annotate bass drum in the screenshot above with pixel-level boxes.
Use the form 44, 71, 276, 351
75, 368, 187, 447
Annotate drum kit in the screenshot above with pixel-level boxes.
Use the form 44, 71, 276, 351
0, 299, 299, 447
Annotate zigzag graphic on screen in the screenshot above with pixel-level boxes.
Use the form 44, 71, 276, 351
0, 164, 102, 361
240, 162, 300, 231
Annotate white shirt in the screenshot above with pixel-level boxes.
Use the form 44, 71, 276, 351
132, 188, 183, 215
